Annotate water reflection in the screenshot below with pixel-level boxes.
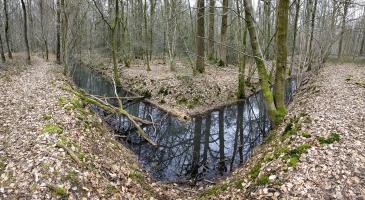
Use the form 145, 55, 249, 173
70, 64, 297, 182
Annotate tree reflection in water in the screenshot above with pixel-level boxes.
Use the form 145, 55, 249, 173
70, 63, 297, 183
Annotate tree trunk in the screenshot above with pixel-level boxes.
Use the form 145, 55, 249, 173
40, 0, 49, 61
338, 0, 349, 59
207, 0, 215, 60
0, 30, 5, 63
61, 0, 68, 75
274, 0, 289, 114
359, 8, 365, 56
243, 0, 280, 125
56, 0, 61, 64
263, 0, 271, 59
112, 0, 122, 85
307, 0, 317, 71
219, 0, 229, 66
4, 0, 12, 59
149, 0, 155, 69
21, 0, 31, 64
143, 0, 151, 71
195, 0, 205, 73
236, 0, 246, 99
290, 0, 300, 74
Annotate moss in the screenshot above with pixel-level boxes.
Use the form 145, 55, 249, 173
141, 89, 152, 98
283, 143, 311, 167
273, 145, 289, 159
301, 131, 311, 138
177, 97, 188, 105
43, 114, 53, 120
48, 185, 68, 198
58, 96, 67, 106
217, 59, 225, 67
64, 170, 80, 186
288, 155, 300, 167
199, 183, 229, 200
158, 87, 169, 96
355, 80, 365, 87
345, 75, 353, 81
187, 97, 201, 109
297, 143, 311, 153
256, 175, 269, 185
0, 160, 6, 173
106, 184, 118, 193
129, 171, 144, 182
233, 180, 244, 189
70, 97, 84, 109
42, 124, 63, 135
249, 163, 262, 179
317, 132, 340, 144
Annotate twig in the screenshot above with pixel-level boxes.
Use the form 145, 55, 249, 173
56, 143, 83, 166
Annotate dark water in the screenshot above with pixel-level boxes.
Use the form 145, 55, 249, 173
70, 64, 297, 182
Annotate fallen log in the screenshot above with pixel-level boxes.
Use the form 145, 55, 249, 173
63, 85, 157, 146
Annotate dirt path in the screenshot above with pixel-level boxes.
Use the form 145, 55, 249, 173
0, 57, 186, 199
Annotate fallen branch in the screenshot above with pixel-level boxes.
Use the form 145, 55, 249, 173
63, 85, 157, 146
56, 143, 83, 166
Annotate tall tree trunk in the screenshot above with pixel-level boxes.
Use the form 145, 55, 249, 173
149, 0, 155, 69
0, 30, 5, 63
219, 0, 229, 66
112, 0, 121, 85
61, 0, 68, 75
27, 0, 34, 52
39, 0, 48, 61
243, 0, 280, 125
359, 7, 365, 56
263, 0, 271, 59
207, 0, 215, 60
274, 0, 289, 114
290, 0, 300, 74
21, 0, 31, 64
307, 0, 317, 71
195, 0, 205, 73
143, 0, 151, 71
4, 0, 12, 59
338, 0, 349, 59
56, 0, 61, 64
236, 0, 246, 99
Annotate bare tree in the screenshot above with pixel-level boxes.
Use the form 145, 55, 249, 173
56, 0, 61, 64
338, 0, 350, 59
274, 0, 289, 114
4, 0, 12, 59
207, 0, 215, 60
21, 0, 31, 64
219, 0, 229, 66
195, 0, 205, 73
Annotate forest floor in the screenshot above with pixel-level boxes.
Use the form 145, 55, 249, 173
85, 56, 268, 120
0, 54, 191, 199
1, 54, 364, 199
198, 63, 365, 199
